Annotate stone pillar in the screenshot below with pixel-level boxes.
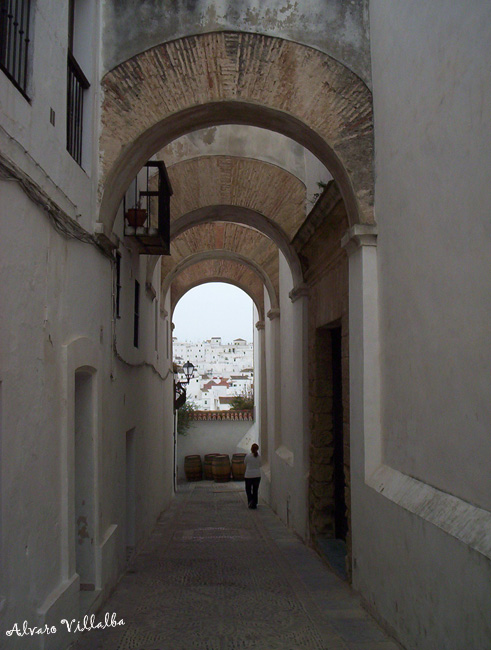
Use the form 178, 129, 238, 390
341, 224, 380, 482
255, 320, 268, 460
288, 286, 310, 539
267, 307, 281, 458
288, 285, 310, 468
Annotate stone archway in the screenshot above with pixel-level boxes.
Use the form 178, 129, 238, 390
162, 249, 278, 314
171, 277, 263, 321
99, 32, 373, 232
171, 206, 304, 289
98, 29, 372, 572
169, 257, 267, 321
146, 200, 304, 315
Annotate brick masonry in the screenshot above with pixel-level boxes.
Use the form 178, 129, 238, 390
160, 154, 304, 295
164, 220, 279, 295
168, 155, 306, 240
99, 32, 373, 230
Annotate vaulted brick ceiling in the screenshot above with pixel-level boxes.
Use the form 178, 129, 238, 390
100, 31, 373, 305
162, 221, 279, 295
160, 154, 305, 304
167, 156, 306, 240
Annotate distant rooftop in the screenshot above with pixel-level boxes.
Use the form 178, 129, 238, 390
202, 378, 230, 391
219, 396, 235, 404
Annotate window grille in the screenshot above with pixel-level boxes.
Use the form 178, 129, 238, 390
67, 51, 89, 165
0, 0, 31, 97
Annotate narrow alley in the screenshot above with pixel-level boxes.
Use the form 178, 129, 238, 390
70, 484, 399, 650
1, 3, 489, 649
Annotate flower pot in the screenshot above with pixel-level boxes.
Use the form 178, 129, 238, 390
125, 208, 147, 227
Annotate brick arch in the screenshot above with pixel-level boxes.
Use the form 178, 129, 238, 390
171, 205, 304, 289
170, 260, 266, 320
100, 32, 373, 233
172, 278, 262, 321
164, 221, 279, 295
163, 250, 278, 313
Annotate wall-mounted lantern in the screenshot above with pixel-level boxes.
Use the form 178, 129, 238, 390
174, 361, 196, 411
182, 361, 196, 385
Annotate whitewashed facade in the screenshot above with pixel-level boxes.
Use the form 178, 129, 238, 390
174, 336, 254, 379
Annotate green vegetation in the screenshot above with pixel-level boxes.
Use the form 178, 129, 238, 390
309, 180, 329, 205
230, 387, 254, 411
177, 400, 197, 435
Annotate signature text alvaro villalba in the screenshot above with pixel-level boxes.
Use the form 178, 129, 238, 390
6, 613, 125, 637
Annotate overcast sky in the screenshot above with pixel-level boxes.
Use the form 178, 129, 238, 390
172, 283, 255, 343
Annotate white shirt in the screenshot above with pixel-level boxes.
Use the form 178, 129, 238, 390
244, 453, 261, 478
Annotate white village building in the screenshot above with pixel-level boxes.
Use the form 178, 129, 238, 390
174, 336, 254, 410
174, 336, 254, 379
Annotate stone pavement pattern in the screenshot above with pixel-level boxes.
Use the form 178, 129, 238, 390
70, 483, 401, 650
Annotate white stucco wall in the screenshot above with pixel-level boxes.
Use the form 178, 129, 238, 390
102, 0, 371, 85
373, 0, 491, 513
348, 2, 491, 648
0, 5, 176, 642
0, 1, 101, 232
0, 180, 176, 650
267, 254, 309, 539
176, 420, 257, 482
0, 182, 108, 650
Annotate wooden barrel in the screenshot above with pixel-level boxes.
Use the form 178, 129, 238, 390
204, 453, 220, 480
184, 455, 202, 481
231, 453, 247, 480
212, 454, 231, 483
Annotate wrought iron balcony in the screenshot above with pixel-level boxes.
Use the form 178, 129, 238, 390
124, 161, 172, 255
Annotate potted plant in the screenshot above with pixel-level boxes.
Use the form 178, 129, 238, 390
125, 200, 147, 227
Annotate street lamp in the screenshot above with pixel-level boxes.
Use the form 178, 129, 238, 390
174, 360, 195, 411
182, 360, 195, 385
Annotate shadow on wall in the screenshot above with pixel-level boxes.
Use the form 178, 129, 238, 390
177, 419, 258, 481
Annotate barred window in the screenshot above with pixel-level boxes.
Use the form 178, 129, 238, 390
0, 0, 31, 98
66, 0, 90, 166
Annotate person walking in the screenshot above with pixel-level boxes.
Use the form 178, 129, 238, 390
244, 443, 261, 509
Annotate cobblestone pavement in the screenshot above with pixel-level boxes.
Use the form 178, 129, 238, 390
70, 483, 402, 650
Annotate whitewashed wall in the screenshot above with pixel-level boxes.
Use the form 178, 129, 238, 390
348, 1, 491, 648
0, 189, 176, 650
102, 0, 371, 84
267, 254, 310, 538
176, 420, 258, 482
0, 4, 175, 648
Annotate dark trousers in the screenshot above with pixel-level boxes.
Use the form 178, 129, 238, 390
245, 477, 261, 508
